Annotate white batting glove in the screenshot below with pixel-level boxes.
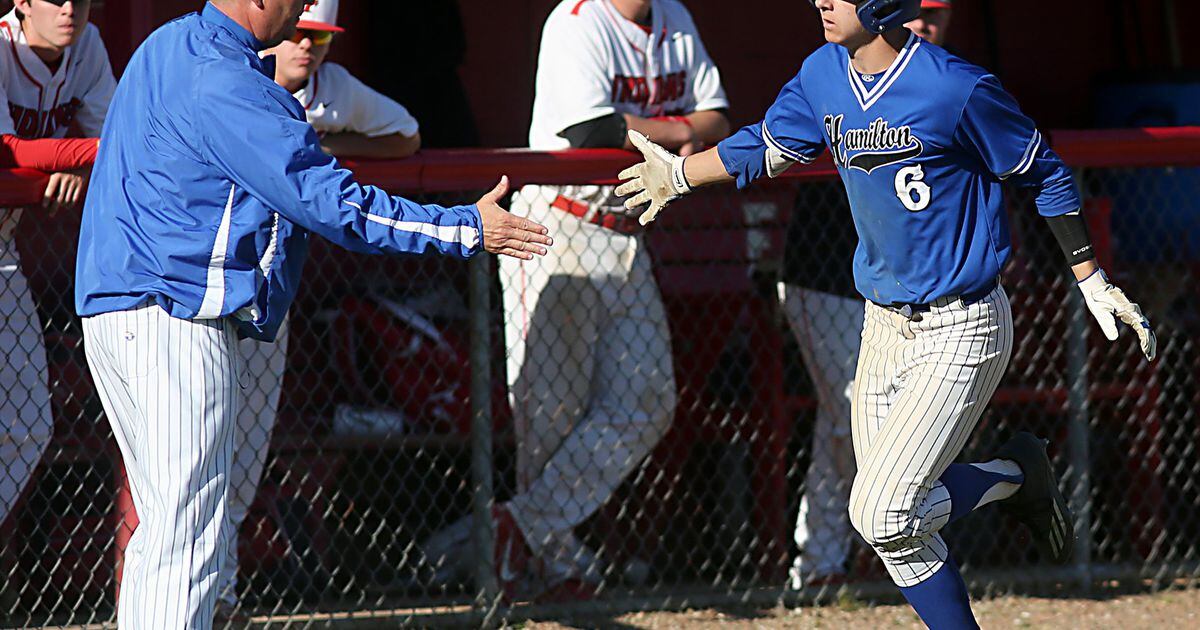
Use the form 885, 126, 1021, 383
615, 130, 692, 226
1078, 270, 1157, 361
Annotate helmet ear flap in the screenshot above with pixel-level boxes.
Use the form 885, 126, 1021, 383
856, 0, 922, 34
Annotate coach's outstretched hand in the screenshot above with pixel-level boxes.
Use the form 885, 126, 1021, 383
477, 176, 553, 260
1078, 271, 1157, 361
616, 130, 693, 226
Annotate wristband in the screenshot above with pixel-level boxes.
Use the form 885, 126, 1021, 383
671, 155, 692, 194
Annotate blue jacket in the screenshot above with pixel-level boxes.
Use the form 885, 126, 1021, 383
75, 3, 481, 341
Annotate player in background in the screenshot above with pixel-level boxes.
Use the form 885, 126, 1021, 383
617, 0, 1155, 626
420, 0, 729, 601
214, 0, 424, 620
780, 0, 954, 590
0, 0, 113, 547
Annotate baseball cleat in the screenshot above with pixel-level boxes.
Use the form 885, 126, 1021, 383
493, 503, 531, 601
995, 432, 1075, 565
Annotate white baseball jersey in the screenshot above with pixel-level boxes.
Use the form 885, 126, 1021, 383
529, 0, 727, 208
0, 10, 116, 139
292, 62, 419, 138
0, 9, 116, 263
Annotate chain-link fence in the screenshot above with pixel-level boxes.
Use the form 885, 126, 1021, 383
1, 132, 1198, 627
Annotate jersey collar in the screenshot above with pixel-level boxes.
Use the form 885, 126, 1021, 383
1, 10, 75, 91
845, 31, 921, 112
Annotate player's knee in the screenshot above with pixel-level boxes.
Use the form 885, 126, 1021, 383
847, 481, 913, 549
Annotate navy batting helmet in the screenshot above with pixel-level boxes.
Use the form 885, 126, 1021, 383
856, 0, 922, 33
809, 0, 922, 35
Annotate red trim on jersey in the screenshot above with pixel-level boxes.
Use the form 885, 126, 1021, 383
1, 22, 44, 90
570, 0, 591, 16
598, 0, 645, 56
0, 134, 98, 171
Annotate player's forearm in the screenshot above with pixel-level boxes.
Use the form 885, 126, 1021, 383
623, 114, 693, 152
686, 110, 730, 146
1070, 259, 1100, 282
681, 146, 734, 188
320, 132, 421, 159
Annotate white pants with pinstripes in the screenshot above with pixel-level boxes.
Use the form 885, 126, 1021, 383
83, 303, 239, 629
848, 284, 1013, 587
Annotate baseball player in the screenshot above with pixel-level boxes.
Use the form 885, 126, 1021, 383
0, 0, 113, 534
74, 1, 550, 627
215, 0, 424, 619
781, 0, 956, 590
617, 0, 1156, 626
429, 0, 729, 601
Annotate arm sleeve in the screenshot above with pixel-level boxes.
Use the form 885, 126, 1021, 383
338, 67, 420, 138
558, 112, 627, 149
717, 73, 825, 189
535, 13, 617, 135
197, 76, 480, 259
72, 29, 117, 137
0, 135, 98, 170
954, 75, 1080, 217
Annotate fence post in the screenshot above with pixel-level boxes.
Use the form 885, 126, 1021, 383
1066, 168, 1093, 592
468, 252, 501, 622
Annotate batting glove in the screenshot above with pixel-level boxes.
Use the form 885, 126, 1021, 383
615, 130, 692, 226
1078, 270, 1157, 361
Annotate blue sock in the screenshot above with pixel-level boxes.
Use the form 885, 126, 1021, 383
898, 555, 978, 629
941, 462, 1024, 524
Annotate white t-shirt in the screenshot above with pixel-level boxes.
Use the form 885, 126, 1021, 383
528, 0, 727, 210
293, 62, 419, 138
0, 10, 116, 264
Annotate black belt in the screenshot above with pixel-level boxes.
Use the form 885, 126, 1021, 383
879, 280, 998, 321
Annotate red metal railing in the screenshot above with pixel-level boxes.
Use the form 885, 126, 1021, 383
8, 127, 1195, 205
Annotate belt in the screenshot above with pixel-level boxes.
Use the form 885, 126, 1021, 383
879, 280, 998, 321
551, 195, 642, 235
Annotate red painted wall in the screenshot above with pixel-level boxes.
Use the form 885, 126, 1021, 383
9, 1, 1200, 146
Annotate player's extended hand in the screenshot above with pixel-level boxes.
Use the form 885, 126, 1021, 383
615, 130, 692, 226
42, 167, 91, 216
476, 176, 553, 260
1078, 271, 1157, 361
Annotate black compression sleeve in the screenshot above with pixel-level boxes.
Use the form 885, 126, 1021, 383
1045, 211, 1095, 265
558, 113, 628, 149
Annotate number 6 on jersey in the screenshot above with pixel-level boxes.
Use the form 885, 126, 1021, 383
895, 164, 931, 211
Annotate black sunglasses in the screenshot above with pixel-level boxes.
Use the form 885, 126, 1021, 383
38, 0, 92, 7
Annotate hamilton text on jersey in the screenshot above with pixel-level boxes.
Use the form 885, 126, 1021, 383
826, 114, 924, 174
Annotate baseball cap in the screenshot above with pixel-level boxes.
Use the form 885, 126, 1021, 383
297, 0, 345, 33
921, 0, 952, 8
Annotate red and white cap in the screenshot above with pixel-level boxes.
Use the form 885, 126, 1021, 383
298, 0, 345, 33
921, 0, 952, 8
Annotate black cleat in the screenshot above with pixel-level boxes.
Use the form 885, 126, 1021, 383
995, 432, 1075, 565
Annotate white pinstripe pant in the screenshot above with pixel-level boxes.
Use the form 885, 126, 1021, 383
848, 285, 1013, 587
83, 303, 239, 629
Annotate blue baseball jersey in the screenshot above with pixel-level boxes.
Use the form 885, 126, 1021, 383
75, 4, 482, 341
719, 33, 1080, 305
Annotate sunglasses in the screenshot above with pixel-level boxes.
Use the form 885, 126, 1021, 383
291, 29, 334, 46
39, 0, 92, 6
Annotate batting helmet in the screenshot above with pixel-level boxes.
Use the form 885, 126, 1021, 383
810, 0, 922, 35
